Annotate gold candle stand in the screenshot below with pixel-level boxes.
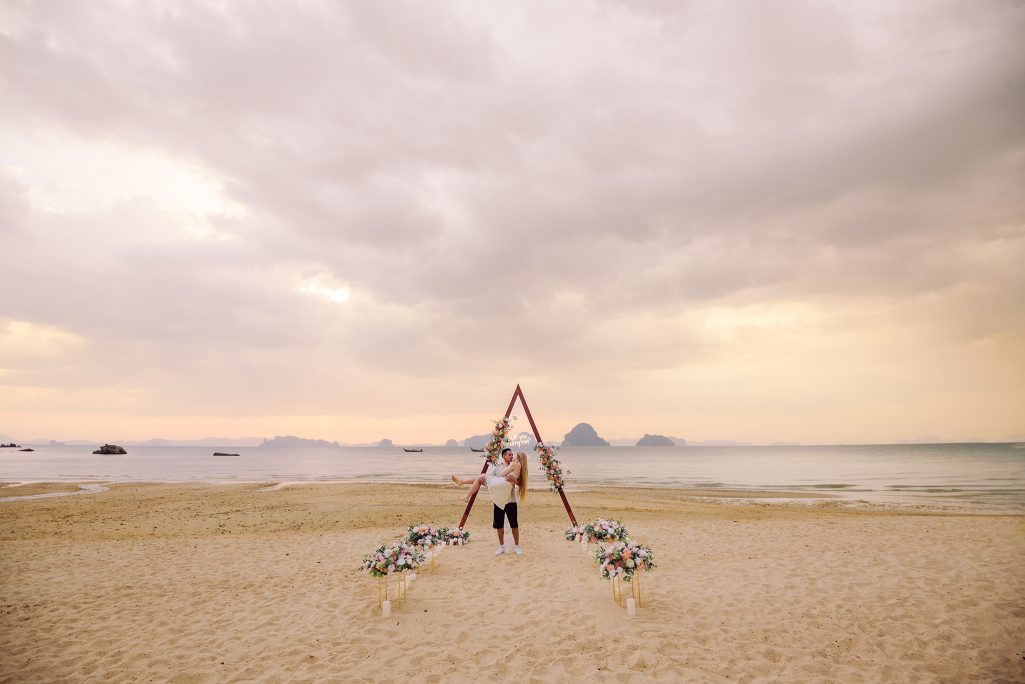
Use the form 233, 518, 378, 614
613, 575, 625, 606
396, 574, 407, 607
378, 574, 407, 610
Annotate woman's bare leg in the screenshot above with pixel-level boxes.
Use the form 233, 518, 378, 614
459, 474, 486, 502
451, 474, 477, 486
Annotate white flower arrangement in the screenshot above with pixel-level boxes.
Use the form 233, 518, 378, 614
583, 517, 629, 544
444, 527, 470, 545
565, 525, 587, 542
405, 523, 444, 550
361, 540, 425, 577
535, 443, 569, 491
594, 540, 656, 581
484, 417, 514, 465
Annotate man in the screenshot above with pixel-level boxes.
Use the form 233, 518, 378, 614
493, 447, 522, 556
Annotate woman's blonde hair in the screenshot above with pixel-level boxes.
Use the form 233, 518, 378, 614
516, 452, 528, 501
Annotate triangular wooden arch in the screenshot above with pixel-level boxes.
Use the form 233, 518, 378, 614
457, 385, 578, 529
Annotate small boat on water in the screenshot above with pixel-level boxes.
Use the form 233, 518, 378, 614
470, 447, 484, 453
213, 452, 240, 457
403, 448, 423, 453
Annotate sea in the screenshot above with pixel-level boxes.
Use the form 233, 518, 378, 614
2, 442, 1024, 513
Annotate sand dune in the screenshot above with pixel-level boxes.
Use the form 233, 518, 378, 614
1, 483, 1023, 682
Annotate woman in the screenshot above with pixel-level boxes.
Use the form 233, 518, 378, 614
451, 448, 528, 506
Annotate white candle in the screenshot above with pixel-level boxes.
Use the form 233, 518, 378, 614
382, 600, 391, 617
626, 597, 636, 617
407, 572, 416, 582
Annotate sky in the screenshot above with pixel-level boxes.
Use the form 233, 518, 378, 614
1, 0, 1023, 445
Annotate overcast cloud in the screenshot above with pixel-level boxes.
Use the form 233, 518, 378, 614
1, 0, 1023, 443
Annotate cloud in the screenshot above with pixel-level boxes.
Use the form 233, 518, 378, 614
0, 1, 1022, 440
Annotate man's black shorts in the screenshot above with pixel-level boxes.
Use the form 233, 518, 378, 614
493, 502, 518, 529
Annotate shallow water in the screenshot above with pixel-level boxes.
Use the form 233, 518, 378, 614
1, 442, 1023, 512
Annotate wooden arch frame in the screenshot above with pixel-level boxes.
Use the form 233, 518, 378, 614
457, 385, 578, 529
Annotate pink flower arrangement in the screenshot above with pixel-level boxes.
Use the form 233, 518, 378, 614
594, 540, 656, 581
484, 417, 514, 465
361, 540, 425, 578
534, 443, 569, 491
583, 517, 629, 544
444, 527, 470, 545
405, 523, 444, 549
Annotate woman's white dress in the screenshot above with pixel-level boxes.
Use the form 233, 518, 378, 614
486, 462, 516, 509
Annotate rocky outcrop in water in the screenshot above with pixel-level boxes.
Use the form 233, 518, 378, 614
93, 444, 127, 455
561, 423, 609, 447
377, 438, 394, 448
636, 434, 676, 446
445, 439, 458, 447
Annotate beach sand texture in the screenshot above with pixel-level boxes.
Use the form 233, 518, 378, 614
2, 483, 1023, 682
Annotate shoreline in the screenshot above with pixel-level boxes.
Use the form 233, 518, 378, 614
3, 479, 1023, 516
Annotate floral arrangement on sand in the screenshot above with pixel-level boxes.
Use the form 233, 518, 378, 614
535, 443, 569, 491
405, 523, 445, 549
595, 540, 655, 581
444, 527, 470, 545
584, 517, 629, 544
484, 417, 514, 465
565, 525, 587, 542
361, 541, 425, 578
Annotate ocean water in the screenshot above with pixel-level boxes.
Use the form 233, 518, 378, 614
2, 443, 1024, 512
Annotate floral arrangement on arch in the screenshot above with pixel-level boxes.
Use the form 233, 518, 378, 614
565, 525, 587, 542
535, 443, 568, 491
361, 540, 425, 578
405, 523, 445, 549
445, 528, 470, 545
584, 517, 629, 544
484, 417, 515, 465
594, 540, 655, 581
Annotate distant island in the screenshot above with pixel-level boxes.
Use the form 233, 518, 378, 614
139, 437, 264, 447
260, 436, 340, 448
445, 439, 458, 447
562, 423, 609, 447
377, 439, 394, 448
636, 434, 676, 446
689, 440, 753, 447
462, 433, 490, 449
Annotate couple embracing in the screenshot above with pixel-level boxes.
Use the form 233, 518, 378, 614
451, 447, 527, 556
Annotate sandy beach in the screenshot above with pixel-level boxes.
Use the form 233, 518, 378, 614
1, 482, 1023, 682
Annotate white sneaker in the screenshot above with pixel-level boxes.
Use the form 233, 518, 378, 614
494, 545, 505, 556
514, 545, 523, 555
